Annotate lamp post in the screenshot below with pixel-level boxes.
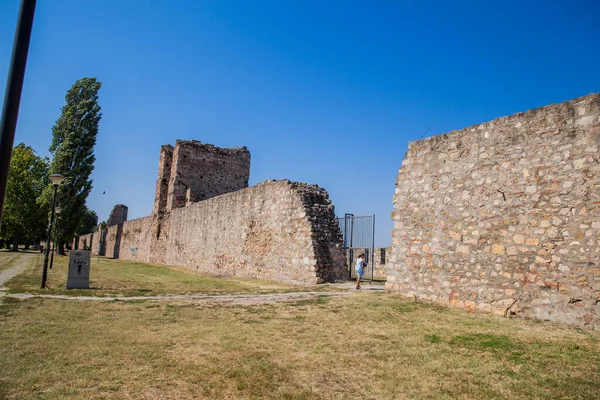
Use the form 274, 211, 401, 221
49, 206, 61, 270
41, 174, 64, 288
0, 0, 37, 227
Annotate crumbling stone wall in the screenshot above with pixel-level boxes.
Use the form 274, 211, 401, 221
75, 233, 93, 251
107, 204, 128, 227
118, 216, 154, 262
387, 93, 600, 329
165, 180, 345, 284
104, 223, 124, 259
91, 228, 106, 256
152, 145, 174, 214
79, 140, 346, 285
161, 140, 250, 211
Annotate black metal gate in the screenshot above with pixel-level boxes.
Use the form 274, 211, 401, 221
337, 214, 375, 282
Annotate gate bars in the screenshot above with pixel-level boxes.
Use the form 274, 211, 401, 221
337, 214, 376, 283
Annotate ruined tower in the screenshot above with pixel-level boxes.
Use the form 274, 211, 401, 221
152, 145, 174, 214
152, 140, 251, 214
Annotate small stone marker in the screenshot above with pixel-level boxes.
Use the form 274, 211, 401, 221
66, 250, 91, 289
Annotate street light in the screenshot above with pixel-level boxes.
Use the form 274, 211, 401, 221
41, 174, 64, 288
49, 206, 61, 270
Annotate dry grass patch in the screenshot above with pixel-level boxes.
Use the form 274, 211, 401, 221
1, 292, 599, 399
4, 253, 332, 297
0, 250, 23, 273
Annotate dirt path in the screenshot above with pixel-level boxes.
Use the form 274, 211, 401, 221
0, 252, 33, 289
0, 253, 374, 306
5, 291, 352, 306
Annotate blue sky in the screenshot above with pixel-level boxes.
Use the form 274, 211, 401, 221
1, 0, 599, 247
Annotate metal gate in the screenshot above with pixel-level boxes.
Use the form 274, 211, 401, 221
337, 214, 375, 282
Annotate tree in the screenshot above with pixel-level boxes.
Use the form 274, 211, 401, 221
0, 143, 49, 251
45, 78, 102, 253
75, 207, 98, 236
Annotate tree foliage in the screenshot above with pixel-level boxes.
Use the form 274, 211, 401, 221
0, 143, 49, 250
76, 207, 98, 236
45, 77, 102, 248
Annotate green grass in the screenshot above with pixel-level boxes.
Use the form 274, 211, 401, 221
2, 252, 333, 297
0, 291, 599, 399
1, 253, 599, 399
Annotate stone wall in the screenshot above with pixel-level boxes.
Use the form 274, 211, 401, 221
387, 93, 600, 329
77, 233, 94, 251
74, 140, 346, 285
164, 180, 344, 284
107, 204, 128, 227
163, 140, 250, 211
152, 145, 174, 214
118, 216, 155, 262
91, 228, 105, 256
104, 224, 123, 259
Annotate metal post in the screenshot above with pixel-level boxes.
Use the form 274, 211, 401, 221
344, 213, 352, 279
49, 210, 60, 269
349, 215, 354, 280
41, 184, 58, 288
371, 214, 375, 283
0, 0, 37, 227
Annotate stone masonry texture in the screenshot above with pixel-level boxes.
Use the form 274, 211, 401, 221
107, 204, 128, 227
163, 140, 250, 211
387, 93, 600, 330
79, 140, 346, 285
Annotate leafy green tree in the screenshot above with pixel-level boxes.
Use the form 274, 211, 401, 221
75, 207, 98, 236
0, 143, 49, 251
45, 77, 102, 253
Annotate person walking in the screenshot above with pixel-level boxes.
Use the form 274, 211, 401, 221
355, 253, 366, 289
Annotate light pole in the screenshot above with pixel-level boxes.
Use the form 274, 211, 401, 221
41, 174, 64, 288
0, 0, 37, 227
49, 206, 61, 270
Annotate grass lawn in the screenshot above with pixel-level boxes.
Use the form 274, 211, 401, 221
4, 252, 326, 297
1, 254, 599, 399
0, 249, 23, 273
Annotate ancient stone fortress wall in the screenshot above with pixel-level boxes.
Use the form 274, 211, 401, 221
74, 232, 93, 250
107, 204, 128, 227
117, 216, 155, 262
161, 140, 251, 211
387, 93, 600, 330
165, 180, 345, 284
77, 140, 346, 285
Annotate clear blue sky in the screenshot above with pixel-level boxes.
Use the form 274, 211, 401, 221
1, 0, 599, 247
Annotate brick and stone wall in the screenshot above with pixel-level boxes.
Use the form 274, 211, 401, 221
74, 140, 346, 285
118, 216, 155, 262
153, 145, 174, 214
163, 140, 250, 211
164, 180, 345, 284
107, 204, 128, 227
76, 233, 94, 251
387, 93, 600, 329
91, 228, 106, 256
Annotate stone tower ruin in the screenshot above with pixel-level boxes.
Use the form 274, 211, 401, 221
153, 140, 251, 214
74, 139, 346, 285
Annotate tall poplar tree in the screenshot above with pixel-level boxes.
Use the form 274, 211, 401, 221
46, 78, 102, 250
